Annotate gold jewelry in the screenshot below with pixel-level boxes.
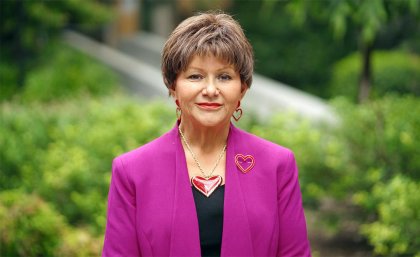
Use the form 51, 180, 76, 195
178, 126, 226, 179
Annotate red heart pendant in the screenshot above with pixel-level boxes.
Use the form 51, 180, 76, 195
235, 154, 255, 173
191, 175, 223, 197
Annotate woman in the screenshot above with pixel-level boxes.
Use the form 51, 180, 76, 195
103, 12, 311, 257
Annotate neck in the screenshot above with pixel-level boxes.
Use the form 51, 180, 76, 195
179, 120, 229, 153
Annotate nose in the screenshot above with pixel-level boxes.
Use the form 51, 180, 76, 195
202, 79, 219, 97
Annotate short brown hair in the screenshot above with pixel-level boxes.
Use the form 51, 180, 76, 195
161, 11, 254, 91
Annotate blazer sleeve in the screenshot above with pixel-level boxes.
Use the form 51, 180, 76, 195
277, 151, 311, 257
102, 157, 141, 257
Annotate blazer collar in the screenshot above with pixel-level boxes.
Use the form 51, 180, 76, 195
169, 123, 253, 256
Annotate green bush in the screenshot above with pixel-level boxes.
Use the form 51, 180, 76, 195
359, 176, 420, 256
0, 62, 19, 101
330, 96, 419, 253
0, 96, 173, 235
330, 51, 420, 100
232, 0, 353, 98
0, 101, 53, 190
55, 228, 103, 257
0, 190, 102, 257
0, 190, 68, 256
21, 42, 118, 102
332, 95, 420, 186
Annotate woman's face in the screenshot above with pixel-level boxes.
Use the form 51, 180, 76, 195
171, 54, 247, 128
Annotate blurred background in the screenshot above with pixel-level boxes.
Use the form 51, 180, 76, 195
1, 0, 419, 256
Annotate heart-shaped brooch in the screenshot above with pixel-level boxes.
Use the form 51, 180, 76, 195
191, 175, 223, 197
235, 154, 255, 173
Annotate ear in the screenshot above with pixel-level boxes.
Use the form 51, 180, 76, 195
169, 88, 176, 98
240, 84, 248, 99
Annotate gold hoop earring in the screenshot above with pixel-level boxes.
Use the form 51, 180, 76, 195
232, 108, 242, 122
176, 107, 182, 121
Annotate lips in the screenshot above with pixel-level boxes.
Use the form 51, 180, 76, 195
197, 102, 222, 109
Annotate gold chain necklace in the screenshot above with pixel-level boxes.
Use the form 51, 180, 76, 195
178, 126, 227, 179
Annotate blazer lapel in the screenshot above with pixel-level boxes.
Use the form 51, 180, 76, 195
221, 125, 254, 256
169, 125, 201, 256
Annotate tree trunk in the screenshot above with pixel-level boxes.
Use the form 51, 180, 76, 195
358, 42, 372, 103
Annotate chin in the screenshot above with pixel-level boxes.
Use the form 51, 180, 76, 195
195, 116, 229, 128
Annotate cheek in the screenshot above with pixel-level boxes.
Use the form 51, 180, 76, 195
177, 90, 192, 102
175, 90, 196, 108
229, 87, 243, 103
225, 96, 241, 112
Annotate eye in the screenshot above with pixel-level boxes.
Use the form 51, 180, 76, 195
187, 74, 203, 81
218, 74, 232, 81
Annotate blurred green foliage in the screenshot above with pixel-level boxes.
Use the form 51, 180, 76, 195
0, 63, 19, 100
358, 176, 420, 256
230, 0, 420, 100
331, 51, 420, 101
327, 96, 419, 255
0, 190, 68, 256
282, 0, 419, 102
1, 41, 118, 101
283, 0, 419, 45
231, 0, 353, 97
0, 0, 113, 89
332, 95, 420, 183
22, 43, 118, 102
0, 190, 103, 257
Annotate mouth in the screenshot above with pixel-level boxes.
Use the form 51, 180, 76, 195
196, 102, 222, 109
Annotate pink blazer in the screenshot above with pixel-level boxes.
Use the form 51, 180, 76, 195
103, 124, 311, 256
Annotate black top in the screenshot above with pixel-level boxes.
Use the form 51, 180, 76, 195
192, 185, 225, 257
